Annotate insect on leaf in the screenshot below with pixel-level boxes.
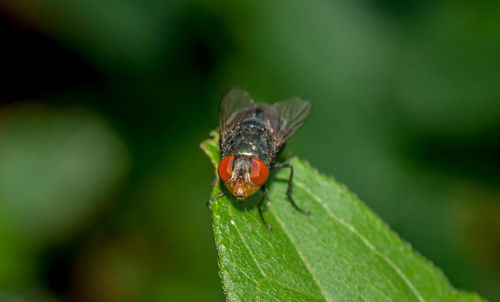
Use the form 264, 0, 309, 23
201, 131, 485, 302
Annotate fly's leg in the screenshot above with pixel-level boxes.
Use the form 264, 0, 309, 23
257, 185, 272, 232
272, 162, 310, 215
207, 192, 224, 211
207, 176, 223, 211
210, 176, 220, 190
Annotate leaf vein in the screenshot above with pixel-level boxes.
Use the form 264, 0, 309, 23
228, 205, 267, 278
294, 180, 426, 302
229, 204, 321, 299
268, 201, 332, 302
268, 278, 325, 299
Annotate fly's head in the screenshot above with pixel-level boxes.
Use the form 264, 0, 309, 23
218, 155, 269, 199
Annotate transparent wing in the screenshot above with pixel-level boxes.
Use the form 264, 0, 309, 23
219, 88, 254, 140
272, 97, 311, 146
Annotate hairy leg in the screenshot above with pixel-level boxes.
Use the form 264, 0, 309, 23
207, 192, 224, 211
272, 162, 310, 215
257, 185, 272, 231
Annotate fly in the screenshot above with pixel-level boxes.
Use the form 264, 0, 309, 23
207, 88, 311, 231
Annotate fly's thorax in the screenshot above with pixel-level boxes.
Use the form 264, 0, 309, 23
220, 119, 275, 166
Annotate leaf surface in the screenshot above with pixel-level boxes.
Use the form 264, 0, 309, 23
201, 131, 484, 302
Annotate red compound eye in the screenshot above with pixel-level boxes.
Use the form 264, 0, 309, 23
250, 158, 269, 186
218, 155, 234, 182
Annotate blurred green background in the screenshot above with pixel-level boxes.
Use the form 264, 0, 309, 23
0, 1, 499, 301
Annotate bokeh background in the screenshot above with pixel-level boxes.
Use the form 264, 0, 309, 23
1, 1, 499, 301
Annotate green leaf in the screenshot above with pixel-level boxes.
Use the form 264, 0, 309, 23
201, 131, 485, 302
